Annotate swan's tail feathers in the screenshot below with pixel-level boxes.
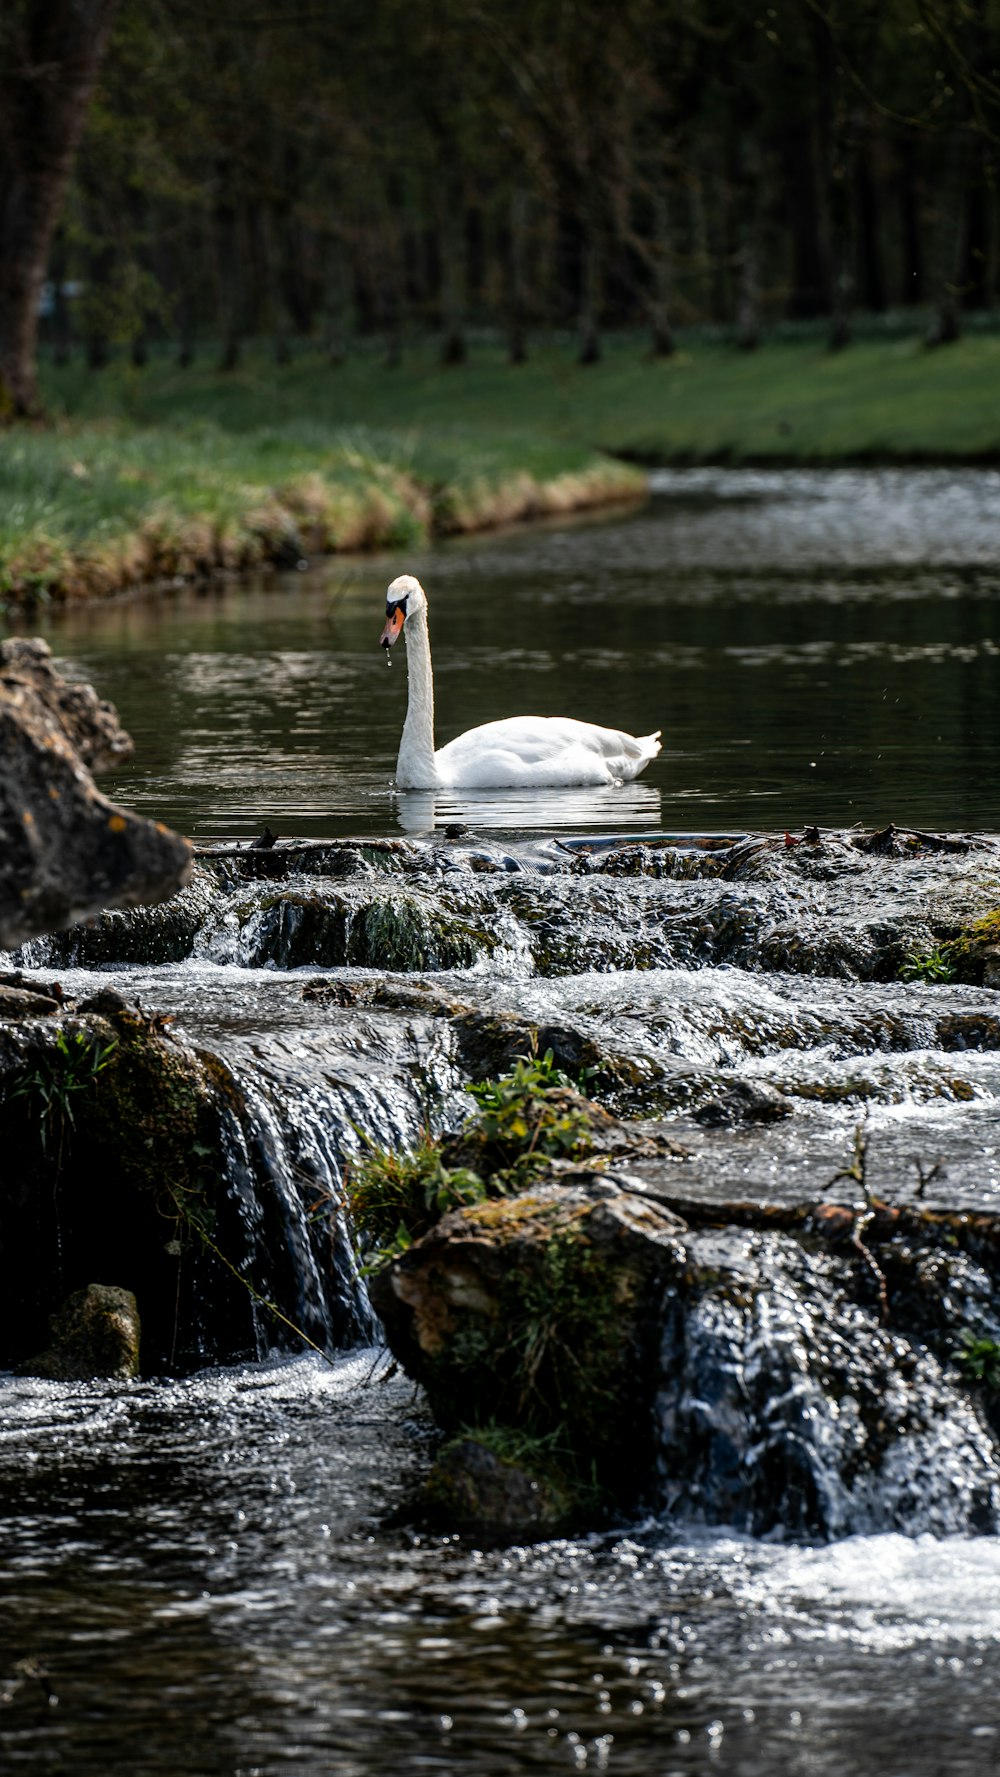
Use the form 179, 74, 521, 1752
619, 729, 661, 781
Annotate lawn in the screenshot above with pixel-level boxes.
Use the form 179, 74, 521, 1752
3, 326, 997, 607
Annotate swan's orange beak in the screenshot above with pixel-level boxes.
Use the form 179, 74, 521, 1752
380, 604, 405, 649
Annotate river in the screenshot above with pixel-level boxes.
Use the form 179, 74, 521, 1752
3, 468, 1000, 1773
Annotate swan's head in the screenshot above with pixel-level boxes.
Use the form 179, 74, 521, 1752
380, 574, 426, 650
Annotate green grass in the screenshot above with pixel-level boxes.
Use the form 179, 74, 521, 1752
5, 324, 1000, 605
39, 328, 1000, 464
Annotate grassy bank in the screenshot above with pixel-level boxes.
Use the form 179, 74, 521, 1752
41, 326, 1000, 463
0, 415, 642, 608
5, 325, 999, 606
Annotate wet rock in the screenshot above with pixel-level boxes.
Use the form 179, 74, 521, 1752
0, 984, 60, 1018
373, 1173, 1000, 1535
18, 1283, 140, 1381
0, 637, 192, 947
692, 1079, 791, 1126
233, 888, 496, 970
370, 1176, 688, 1497
426, 1436, 574, 1533
0, 998, 371, 1373
653, 1224, 1000, 1537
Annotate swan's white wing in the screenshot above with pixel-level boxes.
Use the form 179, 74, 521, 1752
434, 716, 661, 788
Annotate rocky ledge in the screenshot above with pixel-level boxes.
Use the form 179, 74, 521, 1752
372, 1169, 1000, 1540
0, 637, 191, 947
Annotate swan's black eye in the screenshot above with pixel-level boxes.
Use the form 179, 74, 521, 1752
385, 597, 408, 617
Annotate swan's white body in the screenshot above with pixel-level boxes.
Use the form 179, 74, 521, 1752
380, 574, 661, 791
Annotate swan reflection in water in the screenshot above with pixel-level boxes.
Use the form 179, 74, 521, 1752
394, 781, 663, 836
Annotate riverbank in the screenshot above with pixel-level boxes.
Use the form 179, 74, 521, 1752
42, 325, 1000, 462
7, 326, 1000, 608
0, 418, 643, 609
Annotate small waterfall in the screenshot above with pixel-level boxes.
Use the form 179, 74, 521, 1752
654, 1228, 1000, 1538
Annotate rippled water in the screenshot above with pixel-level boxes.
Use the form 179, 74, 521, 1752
13, 466, 1000, 837
6, 473, 1000, 1771
3, 1355, 1000, 1776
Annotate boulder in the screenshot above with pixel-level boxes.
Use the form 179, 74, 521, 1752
371, 1173, 1000, 1535
19, 1283, 140, 1381
0, 637, 192, 946
370, 1174, 688, 1497
426, 1436, 576, 1533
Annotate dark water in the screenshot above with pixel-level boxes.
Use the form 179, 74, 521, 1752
6, 470, 1000, 1773
14, 466, 1000, 839
4, 1356, 1000, 1776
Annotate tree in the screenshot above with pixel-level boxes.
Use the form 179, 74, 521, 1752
0, 0, 120, 415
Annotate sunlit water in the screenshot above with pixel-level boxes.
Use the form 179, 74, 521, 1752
3, 1355, 1000, 1774
11, 466, 1000, 839
6, 472, 1000, 1771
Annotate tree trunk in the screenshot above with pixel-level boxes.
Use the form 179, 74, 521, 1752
577, 205, 601, 366
898, 138, 924, 305
0, 0, 119, 416
730, 118, 762, 350
927, 129, 972, 348
322, 228, 348, 366
505, 187, 529, 364
781, 119, 829, 320
49, 227, 72, 366
649, 188, 675, 357
215, 197, 244, 372
439, 190, 466, 367
827, 136, 855, 351
854, 136, 885, 313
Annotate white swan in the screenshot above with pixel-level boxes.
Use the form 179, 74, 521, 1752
379, 574, 662, 790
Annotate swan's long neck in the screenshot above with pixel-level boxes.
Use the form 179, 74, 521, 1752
396, 603, 438, 788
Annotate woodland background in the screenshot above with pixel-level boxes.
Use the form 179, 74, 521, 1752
3, 0, 1000, 418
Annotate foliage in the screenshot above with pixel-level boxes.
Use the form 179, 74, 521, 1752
348, 1041, 600, 1268
498, 1230, 623, 1438
465, 1044, 595, 1174
956, 1330, 1000, 1390
347, 1132, 487, 1269
899, 947, 956, 984
433, 1418, 604, 1519
9, 1029, 118, 1157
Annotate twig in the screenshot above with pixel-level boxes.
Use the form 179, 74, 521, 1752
829, 1122, 889, 1324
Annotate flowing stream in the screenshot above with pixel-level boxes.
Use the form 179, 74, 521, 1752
4, 469, 1000, 1771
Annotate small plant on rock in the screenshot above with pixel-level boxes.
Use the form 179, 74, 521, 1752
347, 1131, 486, 1268
10, 1028, 118, 1162
899, 948, 956, 984
463, 1045, 597, 1184
956, 1330, 1000, 1389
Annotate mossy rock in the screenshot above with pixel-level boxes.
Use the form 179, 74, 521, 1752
426, 1433, 578, 1534
238, 889, 496, 970
18, 1283, 140, 1381
0, 997, 257, 1370
370, 1177, 687, 1499
940, 910, 1000, 987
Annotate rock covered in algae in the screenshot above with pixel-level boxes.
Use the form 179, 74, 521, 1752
426, 1436, 575, 1533
0, 637, 192, 947
372, 1171, 1000, 1536
19, 1283, 140, 1381
0, 988, 373, 1374
370, 1174, 688, 1498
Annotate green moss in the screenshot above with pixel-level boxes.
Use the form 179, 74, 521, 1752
426, 1420, 600, 1528
353, 897, 493, 970
899, 909, 1000, 986
956, 1330, 1000, 1389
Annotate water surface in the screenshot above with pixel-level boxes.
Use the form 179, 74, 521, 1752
6, 471, 1000, 1772
13, 466, 1000, 838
